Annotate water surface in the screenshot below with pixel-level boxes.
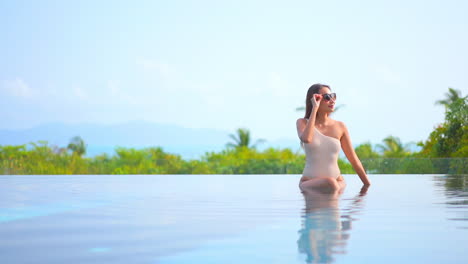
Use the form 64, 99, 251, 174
0, 174, 467, 263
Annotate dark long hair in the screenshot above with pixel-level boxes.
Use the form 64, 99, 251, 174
304, 83, 331, 118
300, 83, 331, 149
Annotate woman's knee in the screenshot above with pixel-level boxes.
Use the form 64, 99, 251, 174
323, 177, 339, 189
299, 177, 340, 192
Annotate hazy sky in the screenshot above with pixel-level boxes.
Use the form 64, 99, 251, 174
1, 0, 467, 146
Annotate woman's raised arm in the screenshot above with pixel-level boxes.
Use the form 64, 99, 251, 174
297, 95, 322, 143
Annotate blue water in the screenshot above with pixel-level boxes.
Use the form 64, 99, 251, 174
0, 174, 467, 263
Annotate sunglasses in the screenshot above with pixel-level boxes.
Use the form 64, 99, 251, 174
319, 93, 337, 101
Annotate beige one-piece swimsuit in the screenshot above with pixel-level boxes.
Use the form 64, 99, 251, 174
301, 126, 342, 180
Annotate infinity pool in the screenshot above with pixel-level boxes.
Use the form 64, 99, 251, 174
0, 174, 467, 263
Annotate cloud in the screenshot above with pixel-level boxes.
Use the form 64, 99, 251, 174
1, 78, 34, 98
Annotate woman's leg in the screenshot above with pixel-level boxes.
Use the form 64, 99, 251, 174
299, 177, 341, 193
337, 177, 347, 194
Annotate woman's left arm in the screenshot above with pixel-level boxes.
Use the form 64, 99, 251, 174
339, 122, 371, 186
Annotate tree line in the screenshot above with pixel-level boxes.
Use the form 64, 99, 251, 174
0, 88, 466, 175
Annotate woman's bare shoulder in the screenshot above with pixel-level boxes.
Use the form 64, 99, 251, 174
334, 120, 346, 127
296, 117, 308, 124
334, 120, 350, 136
327, 118, 343, 127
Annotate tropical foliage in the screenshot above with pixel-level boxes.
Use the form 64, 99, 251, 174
226, 128, 265, 149
0, 88, 466, 175
376, 136, 412, 158
67, 136, 87, 157
418, 89, 467, 158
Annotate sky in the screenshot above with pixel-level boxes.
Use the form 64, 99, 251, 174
1, 0, 467, 146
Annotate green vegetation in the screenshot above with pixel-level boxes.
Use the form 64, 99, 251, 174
360, 88, 467, 174
0, 88, 466, 175
226, 128, 266, 149
413, 87, 467, 174
418, 88, 467, 158
67, 136, 87, 157
0, 143, 306, 175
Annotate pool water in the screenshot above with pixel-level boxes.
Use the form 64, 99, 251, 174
0, 174, 467, 263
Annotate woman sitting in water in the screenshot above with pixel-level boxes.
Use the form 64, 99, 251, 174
297, 83, 371, 193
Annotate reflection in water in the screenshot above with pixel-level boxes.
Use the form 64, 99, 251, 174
297, 186, 368, 263
436, 174, 468, 229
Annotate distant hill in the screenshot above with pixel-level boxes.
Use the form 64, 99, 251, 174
0, 121, 303, 160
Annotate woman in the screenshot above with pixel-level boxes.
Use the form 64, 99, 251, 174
297, 83, 371, 193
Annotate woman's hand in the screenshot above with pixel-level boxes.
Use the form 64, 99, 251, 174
359, 184, 370, 195
311, 94, 322, 109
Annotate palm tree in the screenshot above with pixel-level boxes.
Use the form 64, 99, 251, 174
354, 142, 380, 159
226, 128, 266, 149
435, 87, 463, 107
67, 136, 87, 157
376, 136, 411, 158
